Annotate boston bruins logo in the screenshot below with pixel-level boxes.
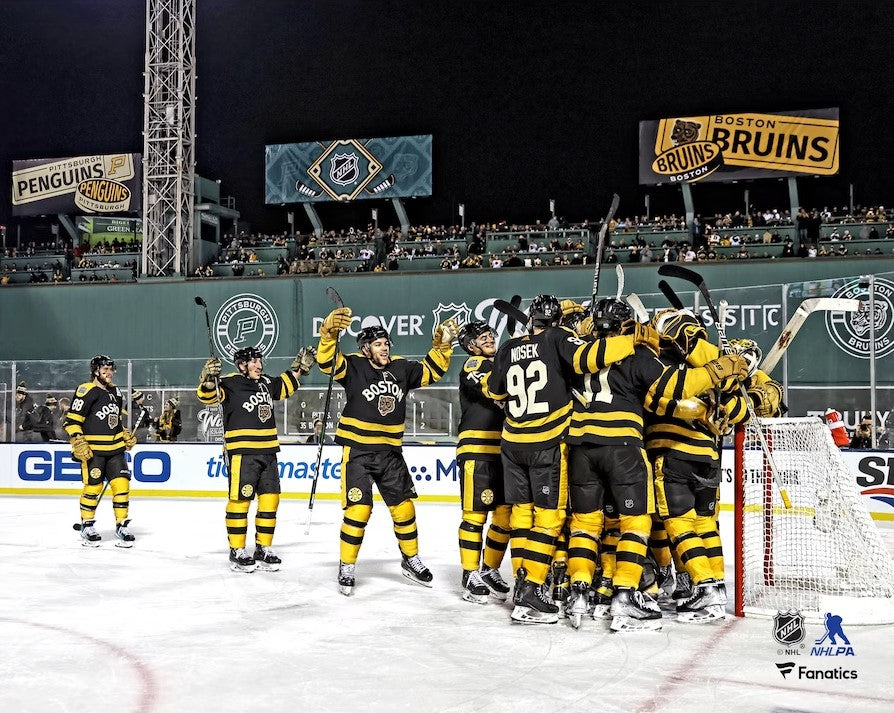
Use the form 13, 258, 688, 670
90, 467, 102, 479
108, 413, 119, 430
671, 118, 701, 145
241, 484, 254, 498
480, 489, 494, 506
378, 395, 396, 416
347, 487, 363, 503
258, 403, 272, 423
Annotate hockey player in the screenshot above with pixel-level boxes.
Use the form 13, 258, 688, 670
646, 310, 751, 623
197, 344, 317, 572
563, 299, 749, 631
316, 307, 459, 595
455, 320, 512, 604
64, 355, 139, 547
483, 294, 667, 625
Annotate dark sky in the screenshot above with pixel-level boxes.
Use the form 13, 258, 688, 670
1, 0, 892, 235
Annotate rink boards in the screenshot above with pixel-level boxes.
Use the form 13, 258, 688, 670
1, 443, 892, 520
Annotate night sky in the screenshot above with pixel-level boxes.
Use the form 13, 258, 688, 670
1, 0, 892, 235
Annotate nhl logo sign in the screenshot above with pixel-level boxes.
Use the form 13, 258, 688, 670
773, 610, 805, 646
329, 153, 359, 186
432, 302, 472, 337
825, 276, 894, 359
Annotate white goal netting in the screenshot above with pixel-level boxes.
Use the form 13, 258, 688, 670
735, 417, 894, 624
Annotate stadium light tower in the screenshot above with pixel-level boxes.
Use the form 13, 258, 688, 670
141, 0, 196, 276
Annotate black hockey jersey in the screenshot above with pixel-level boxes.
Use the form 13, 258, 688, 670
64, 382, 127, 455
457, 355, 504, 462
196, 370, 299, 454
485, 327, 639, 450
317, 340, 451, 451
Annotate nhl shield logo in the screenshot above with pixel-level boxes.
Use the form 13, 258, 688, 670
378, 395, 396, 416
330, 153, 359, 186
432, 302, 472, 336
773, 610, 805, 645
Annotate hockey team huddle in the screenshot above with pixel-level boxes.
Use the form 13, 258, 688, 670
63, 284, 784, 633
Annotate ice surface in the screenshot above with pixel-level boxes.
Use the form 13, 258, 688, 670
1, 496, 892, 713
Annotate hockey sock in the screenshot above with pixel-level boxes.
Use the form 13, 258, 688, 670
79, 481, 104, 521
522, 506, 564, 586
613, 514, 651, 590
600, 516, 620, 581
664, 511, 713, 584
649, 517, 673, 568
568, 510, 604, 584
694, 514, 725, 581
225, 499, 251, 549
388, 500, 418, 558
509, 502, 534, 576
482, 504, 511, 570
255, 492, 280, 547
459, 510, 486, 572
339, 504, 372, 564
109, 476, 130, 523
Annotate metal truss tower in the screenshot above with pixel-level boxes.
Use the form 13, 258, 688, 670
141, 0, 196, 276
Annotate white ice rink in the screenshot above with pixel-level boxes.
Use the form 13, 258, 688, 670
2, 495, 893, 713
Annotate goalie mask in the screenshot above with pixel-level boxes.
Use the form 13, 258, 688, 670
591, 298, 632, 337
90, 354, 116, 377
357, 325, 392, 352
233, 346, 264, 367
528, 294, 562, 328
458, 320, 495, 355
654, 309, 707, 356
727, 338, 762, 377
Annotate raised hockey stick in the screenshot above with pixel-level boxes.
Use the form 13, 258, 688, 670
591, 193, 620, 305
626, 293, 649, 323
760, 297, 861, 375
72, 481, 110, 531
658, 279, 685, 310
505, 294, 522, 337
195, 296, 228, 468
615, 264, 625, 301
658, 264, 793, 509
494, 299, 529, 331
305, 286, 344, 534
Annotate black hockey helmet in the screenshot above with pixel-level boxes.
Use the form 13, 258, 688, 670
528, 294, 562, 328
233, 346, 264, 366
458, 320, 495, 354
357, 325, 391, 351
591, 298, 632, 336
90, 354, 116, 376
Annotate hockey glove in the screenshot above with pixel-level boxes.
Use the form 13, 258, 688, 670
320, 307, 353, 339
291, 345, 317, 376
703, 354, 749, 385
560, 299, 585, 318
71, 434, 93, 462
748, 380, 783, 417
577, 315, 594, 336
121, 427, 137, 451
200, 356, 222, 384
630, 322, 661, 354
432, 318, 459, 352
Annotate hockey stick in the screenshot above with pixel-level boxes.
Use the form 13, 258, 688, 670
72, 481, 110, 531
658, 264, 793, 509
494, 299, 529, 331
505, 294, 522, 337
626, 293, 649, 323
305, 286, 344, 534
615, 264, 625, 301
658, 279, 685, 310
195, 296, 228, 467
760, 297, 860, 375
591, 193, 620, 305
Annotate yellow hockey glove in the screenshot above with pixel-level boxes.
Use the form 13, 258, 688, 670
704, 354, 749, 385
291, 345, 317, 376
121, 427, 137, 451
631, 321, 661, 354
200, 357, 222, 384
320, 307, 353, 339
432, 318, 459, 352
71, 434, 93, 462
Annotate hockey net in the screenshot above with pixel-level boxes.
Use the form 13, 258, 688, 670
734, 417, 894, 624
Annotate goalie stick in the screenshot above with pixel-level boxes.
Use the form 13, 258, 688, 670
305, 286, 344, 534
760, 297, 860, 375
658, 263, 793, 509
591, 193, 620, 305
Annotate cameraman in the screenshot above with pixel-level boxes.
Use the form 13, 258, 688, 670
849, 413, 874, 449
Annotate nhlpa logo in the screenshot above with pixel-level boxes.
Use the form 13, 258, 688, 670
432, 302, 472, 336
811, 612, 854, 656
773, 610, 805, 646
329, 153, 359, 186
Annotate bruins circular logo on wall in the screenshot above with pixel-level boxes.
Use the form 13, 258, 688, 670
347, 487, 363, 503
480, 489, 494, 505
241, 484, 254, 498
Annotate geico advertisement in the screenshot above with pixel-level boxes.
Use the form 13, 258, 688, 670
0, 444, 463, 500
1, 445, 891, 517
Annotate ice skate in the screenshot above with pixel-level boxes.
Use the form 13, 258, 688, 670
461, 569, 489, 605
510, 579, 559, 624
80, 520, 101, 547
229, 547, 257, 573
550, 561, 569, 614
591, 575, 613, 619
610, 587, 662, 632
253, 545, 281, 572
401, 554, 433, 587
338, 561, 355, 596
480, 566, 510, 601
657, 564, 674, 602
672, 571, 693, 601
114, 519, 135, 548
565, 581, 590, 630
676, 580, 727, 624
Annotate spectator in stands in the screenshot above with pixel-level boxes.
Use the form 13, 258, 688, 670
305, 418, 333, 444
15, 383, 39, 442
849, 414, 874, 449
504, 251, 523, 268
781, 239, 795, 258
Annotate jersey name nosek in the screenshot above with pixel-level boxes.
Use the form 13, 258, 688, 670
510, 343, 539, 362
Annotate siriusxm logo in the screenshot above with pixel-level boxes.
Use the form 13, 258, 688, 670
17, 449, 171, 483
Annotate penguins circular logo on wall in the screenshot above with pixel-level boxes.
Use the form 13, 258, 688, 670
825, 277, 894, 359
213, 293, 279, 363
